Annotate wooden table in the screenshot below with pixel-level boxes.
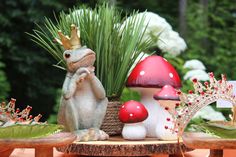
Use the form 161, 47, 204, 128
57, 136, 192, 156
182, 132, 236, 157
0, 132, 76, 157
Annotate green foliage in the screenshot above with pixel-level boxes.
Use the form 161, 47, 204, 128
192, 121, 236, 139
120, 88, 140, 103
0, 58, 10, 100
185, 0, 236, 79
0, 0, 78, 121
29, 3, 153, 98
182, 0, 236, 121
47, 89, 62, 124
116, 0, 179, 28
185, 117, 207, 133
0, 124, 63, 139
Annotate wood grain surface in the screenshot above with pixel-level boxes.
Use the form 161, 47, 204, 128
57, 136, 192, 156
183, 132, 236, 149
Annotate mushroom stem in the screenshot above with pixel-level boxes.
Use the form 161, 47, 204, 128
139, 88, 177, 140
139, 88, 161, 137
158, 100, 179, 114
156, 100, 178, 140
122, 123, 146, 140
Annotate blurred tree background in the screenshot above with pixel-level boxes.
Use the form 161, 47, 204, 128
0, 0, 78, 120
0, 0, 235, 121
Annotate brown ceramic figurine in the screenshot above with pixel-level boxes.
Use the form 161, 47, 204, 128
57, 24, 109, 141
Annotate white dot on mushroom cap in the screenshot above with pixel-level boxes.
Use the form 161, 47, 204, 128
122, 105, 125, 108
140, 71, 145, 76
130, 113, 133, 117
165, 94, 168, 97
137, 106, 140, 109
163, 58, 168, 61
169, 73, 174, 78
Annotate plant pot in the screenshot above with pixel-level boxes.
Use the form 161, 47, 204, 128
101, 101, 123, 136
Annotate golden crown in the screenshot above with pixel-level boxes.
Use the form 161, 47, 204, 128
165, 73, 236, 136
55, 24, 81, 50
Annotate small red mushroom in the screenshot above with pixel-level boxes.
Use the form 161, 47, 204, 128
154, 85, 179, 100
153, 85, 180, 111
119, 100, 148, 123
119, 100, 148, 140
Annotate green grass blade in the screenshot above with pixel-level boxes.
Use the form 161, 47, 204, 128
27, 3, 154, 98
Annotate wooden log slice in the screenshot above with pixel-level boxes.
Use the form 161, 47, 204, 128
183, 132, 236, 149
57, 136, 192, 156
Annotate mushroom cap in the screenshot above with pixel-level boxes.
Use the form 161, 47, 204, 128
153, 85, 180, 100
119, 100, 148, 123
127, 55, 181, 88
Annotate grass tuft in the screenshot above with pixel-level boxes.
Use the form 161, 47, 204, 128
28, 3, 153, 98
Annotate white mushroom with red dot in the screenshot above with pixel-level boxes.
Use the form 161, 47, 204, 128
126, 55, 181, 140
119, 100, 148, 140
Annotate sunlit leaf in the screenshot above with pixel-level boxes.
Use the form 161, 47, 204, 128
193, 121, 236, 139
0, 124, 64, 139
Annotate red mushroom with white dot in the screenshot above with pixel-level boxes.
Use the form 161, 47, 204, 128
119, 100, 148, 140
126, 55, 181, 139
153, 85, 180, 140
